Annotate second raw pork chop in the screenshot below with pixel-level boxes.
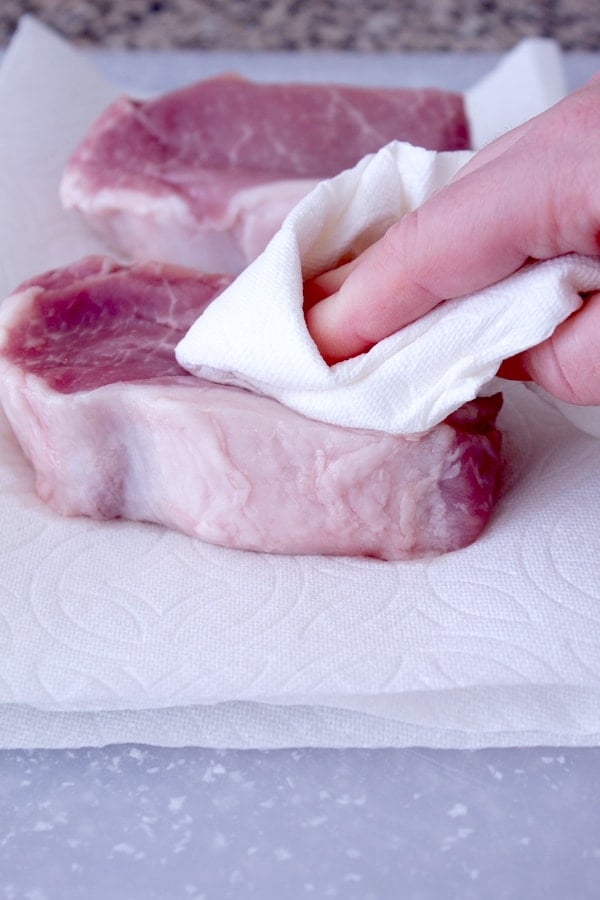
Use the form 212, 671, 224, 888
61, 76, 470, 274
0, 257, 502, 560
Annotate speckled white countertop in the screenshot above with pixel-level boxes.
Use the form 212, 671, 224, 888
2, 743, 600, 899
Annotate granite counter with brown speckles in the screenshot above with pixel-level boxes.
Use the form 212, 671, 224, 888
1, 0, 599, 51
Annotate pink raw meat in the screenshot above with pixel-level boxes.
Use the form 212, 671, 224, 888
0, 257, 502, 560
60, 75, 470, 274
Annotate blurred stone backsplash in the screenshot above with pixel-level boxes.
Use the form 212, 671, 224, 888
1, 0, 598, 50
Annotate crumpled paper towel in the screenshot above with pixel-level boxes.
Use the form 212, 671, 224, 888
176, 143, 600, 433
2, 17, 600, 750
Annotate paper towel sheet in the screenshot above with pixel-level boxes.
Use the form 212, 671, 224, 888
4, 702, 600, 751
1, 18, 600, 750
174, 38, 588, 436
176, 155, 599, 433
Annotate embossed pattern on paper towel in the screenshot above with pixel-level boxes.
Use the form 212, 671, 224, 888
2, 384, 600, 731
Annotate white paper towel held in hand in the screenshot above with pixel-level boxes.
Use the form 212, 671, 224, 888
176, 140, 600, 435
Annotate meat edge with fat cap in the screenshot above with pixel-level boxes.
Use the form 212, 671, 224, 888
0, 257, 503, 560
60, 75, 470, 275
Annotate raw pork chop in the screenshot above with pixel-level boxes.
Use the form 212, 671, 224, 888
0, 257, 502, 560
61, 75, 470, 274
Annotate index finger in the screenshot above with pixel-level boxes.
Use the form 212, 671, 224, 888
305, 78, 600, 363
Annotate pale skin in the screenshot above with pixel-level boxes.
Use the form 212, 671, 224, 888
305, 74, 600, 405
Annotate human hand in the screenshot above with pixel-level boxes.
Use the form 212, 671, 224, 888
305, 75, 600, 405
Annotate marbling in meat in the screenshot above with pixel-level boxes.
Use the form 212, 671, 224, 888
61, 76, 470, 274
0, 257, 502, 560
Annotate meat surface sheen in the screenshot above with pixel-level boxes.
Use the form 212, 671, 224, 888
61, 76, 470, 274
0, 257, 502, 560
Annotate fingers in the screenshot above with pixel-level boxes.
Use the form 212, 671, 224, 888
303, 258, 358, 311
500, 291, 600, 405
306, 162, 532, 363
305, 75, 600, 366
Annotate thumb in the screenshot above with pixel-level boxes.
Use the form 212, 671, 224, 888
499, 291, 600, 406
